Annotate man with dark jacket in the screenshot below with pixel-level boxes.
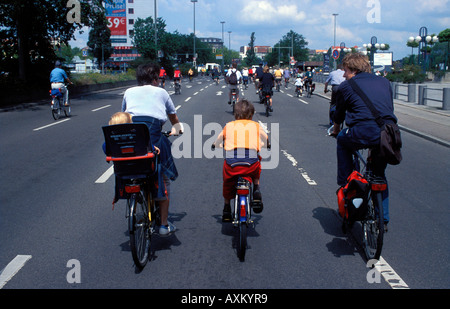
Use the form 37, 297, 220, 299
332, 53, 397, 227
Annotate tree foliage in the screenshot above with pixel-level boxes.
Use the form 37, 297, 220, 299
265, 30, 308, 67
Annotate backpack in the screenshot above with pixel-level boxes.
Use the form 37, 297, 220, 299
228, 70, 238, 85
337, 170, 370, 221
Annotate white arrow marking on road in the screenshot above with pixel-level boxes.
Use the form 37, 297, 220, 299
216, 91, 223, 96
95, 166, 114, 184
0, 255, 32, 289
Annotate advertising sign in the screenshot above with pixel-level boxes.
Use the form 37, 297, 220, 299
105, 0, 127, 36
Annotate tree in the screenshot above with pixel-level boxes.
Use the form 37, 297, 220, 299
244, 32, 258, 66
265, 30, 308, 67
438, 28, 450, 70
0, 0, 112, 82
87, 12, 112, 70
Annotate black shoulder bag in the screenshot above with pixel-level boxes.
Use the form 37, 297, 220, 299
348, 78, 402, 165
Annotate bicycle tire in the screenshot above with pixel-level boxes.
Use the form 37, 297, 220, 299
52, 98, 61, 120
128, 192, 151, 269
64, 98, 71, 117
265, 98, 269, 117
238, 222, 247, 261
362, 191, 384, 261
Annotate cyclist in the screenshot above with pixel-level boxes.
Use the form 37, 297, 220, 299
331, 53, 397, 230
294, 73, 303, 96
174, 67, 182, 90
254, 62, 264, 94
241, 67, 249, 89
213, 99, 269, 221
50, 61, 73, 106
121, 62, 183, 236
283, 67, 291, 88
324, 64, 345, 126
274, 67, 283, 90
212, 66, 220, 84
188, 68, 194, 82
303, 67, 313, 92
226, 62, 242, 104
159, 66, 167, 88
259, 65, 274, 111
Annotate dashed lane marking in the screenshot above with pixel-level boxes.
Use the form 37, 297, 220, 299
0, 255, 32, 289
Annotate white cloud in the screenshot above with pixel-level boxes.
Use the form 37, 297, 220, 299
241, 1, 306, 25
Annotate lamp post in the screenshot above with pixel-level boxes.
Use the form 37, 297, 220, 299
221, 21, 225, 70
228, 31, 232, 65
332, 13, 338, 69
363, 36, 386, 73
410, 27, 438, 73
191, 0, 198, 68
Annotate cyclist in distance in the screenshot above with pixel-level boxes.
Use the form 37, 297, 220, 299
174, 67, 182, 87
50, 60, 73, 106
159, 66, 167, 88
283, 67, 291, 88
254, 62, 264, 94
241, 67, 249, 88
121, 62, 183, 236
274, 66, 283, 89
324, 64, 345, 125
259, 65, 275, 111
212, 66, 220, 84
213, 99, 269, 221
331, 53, 398, 230
226, 62, 242, 104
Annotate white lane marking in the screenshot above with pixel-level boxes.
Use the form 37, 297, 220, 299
175, 105, 181, 111
375, 257, 410, 289
193, 92, 199, 96
92, 105, 111, 112
0, 255, 32, 289
95, 165, 114, 184
185, 97, 191, 102
258, 121, 270, 134
281, 149, 317, 185
299, 98, 309, 104
33, 118, 70, 131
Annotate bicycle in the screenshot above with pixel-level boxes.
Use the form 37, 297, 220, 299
305, 80, 312, 98
49, 86, 71, 120
328, 126, 386, 261
174, 80, 181, 95
275, 79, 281, 92
103, 123, 174, 270
263, 92, 271, 117
230, 88, 237, 114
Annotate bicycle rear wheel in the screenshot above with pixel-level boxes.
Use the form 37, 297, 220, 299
362, 191, 384, 260
64, 98, 71, 117
128, 190, 151, 269
52, 98, 61, 120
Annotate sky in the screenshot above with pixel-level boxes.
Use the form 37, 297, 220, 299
70, 0, 450, 61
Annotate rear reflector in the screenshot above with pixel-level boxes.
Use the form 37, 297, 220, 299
371, 183, 387, 191
121, 146, 135, 154
125, 185, 140, 194
237, 189, 249, 195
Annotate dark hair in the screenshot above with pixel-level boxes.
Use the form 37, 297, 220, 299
136, 63, 160, 86
234, 99, 255, 120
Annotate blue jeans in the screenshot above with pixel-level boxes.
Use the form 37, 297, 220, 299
336, 127, 390, 223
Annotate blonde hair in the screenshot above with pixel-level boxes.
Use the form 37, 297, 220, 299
109, 112, 132, 125
342, 53, 371, 74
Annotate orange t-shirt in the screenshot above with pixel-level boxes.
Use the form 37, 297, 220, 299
216, 119, 268, 152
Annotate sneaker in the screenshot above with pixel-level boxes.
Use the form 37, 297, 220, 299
228, 101, 231, 105
159, 222, 176, 236
252, 188, 263, 213
222, 204, 232, 222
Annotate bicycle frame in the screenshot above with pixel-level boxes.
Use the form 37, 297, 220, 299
233, 177, 253, 261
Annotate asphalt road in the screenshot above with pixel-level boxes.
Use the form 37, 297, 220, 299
0, 76, 448, 292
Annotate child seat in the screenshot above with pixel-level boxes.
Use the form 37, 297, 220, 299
102, 123, 156, 179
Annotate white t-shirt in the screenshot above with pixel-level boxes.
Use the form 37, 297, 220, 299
121, 85, 176, 124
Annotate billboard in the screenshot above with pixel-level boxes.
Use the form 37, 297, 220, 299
374, 52, 393, 72
105, 0, 127, 36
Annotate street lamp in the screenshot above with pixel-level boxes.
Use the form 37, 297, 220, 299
221, 21, 225, 70
332, 13, 338, 69
411, 27, 438, 73
363, 36, 386, 73
228, 31, 232, 65
191, 0, 198, 68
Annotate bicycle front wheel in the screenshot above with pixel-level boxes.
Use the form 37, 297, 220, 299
128, 192, 151, 269
362, 191, 384, 261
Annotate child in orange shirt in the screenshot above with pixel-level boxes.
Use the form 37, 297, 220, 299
213, 100, 269, 221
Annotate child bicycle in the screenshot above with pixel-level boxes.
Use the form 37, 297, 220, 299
329, 126, 386, 261
103, 123, 173, 270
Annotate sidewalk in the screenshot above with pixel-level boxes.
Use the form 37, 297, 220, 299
314, 82, 450, 148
